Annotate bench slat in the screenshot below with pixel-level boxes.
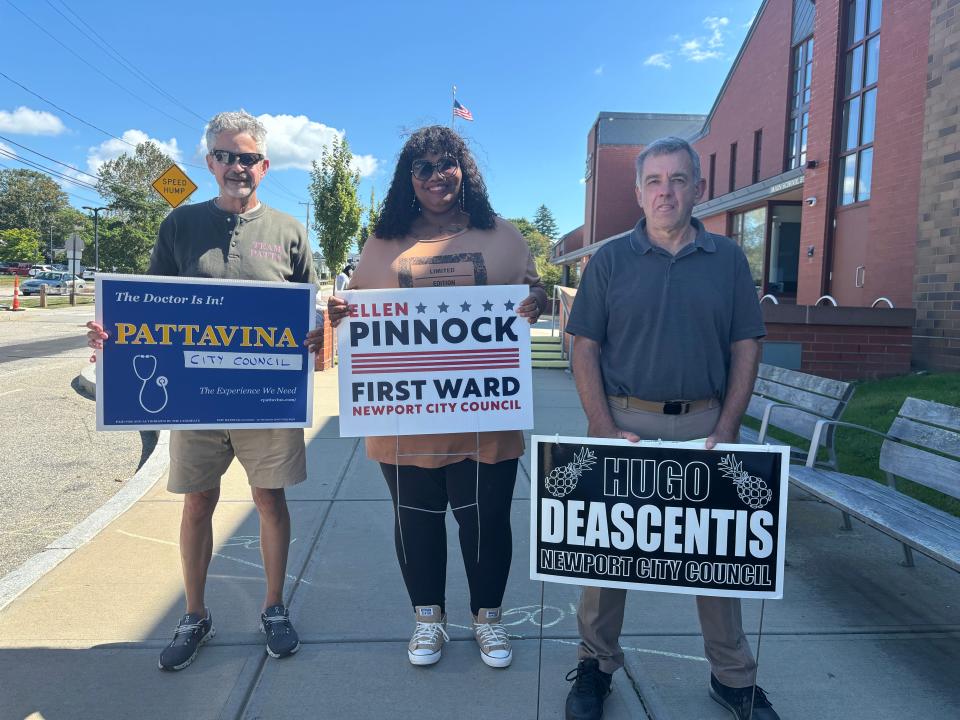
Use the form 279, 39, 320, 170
880, 441, 960, 500
753, 378, 845, 418
758, 364, 852, 400
900, 397, 960, 434
887, 417, 960, 458
794, 467, 960, 536
790, 467, 960, 571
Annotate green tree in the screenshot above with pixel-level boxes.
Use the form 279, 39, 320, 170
0, 228, 43, 263
535, 255, 561, 298
0, 169, 69, 235
533, 204, 559, 240
94, 142, 175, 273
309, 136, 361, 275
508, 217, 552, 259
357, 187, 381, 253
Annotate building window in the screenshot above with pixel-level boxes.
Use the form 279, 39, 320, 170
729, 142, 738, 193
729, 207, 767, 290
753, 129, 763, 184
838, 0, 881, 205
708, 153, 716, 200
787, 36, 813, 170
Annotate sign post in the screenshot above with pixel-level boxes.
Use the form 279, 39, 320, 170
151, 164, 198, 209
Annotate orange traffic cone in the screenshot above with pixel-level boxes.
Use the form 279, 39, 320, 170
10, 274, 25, 311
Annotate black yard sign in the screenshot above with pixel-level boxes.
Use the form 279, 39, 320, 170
530, 437, 789, 599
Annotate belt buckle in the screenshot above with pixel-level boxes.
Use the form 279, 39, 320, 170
663, 401, 687, 415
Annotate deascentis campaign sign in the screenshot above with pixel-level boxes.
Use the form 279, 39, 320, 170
95, 274, 316, 430
530, 437, 789, 599
336, 285, 534, 437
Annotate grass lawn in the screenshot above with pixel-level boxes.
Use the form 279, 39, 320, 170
5, 294, 95, 308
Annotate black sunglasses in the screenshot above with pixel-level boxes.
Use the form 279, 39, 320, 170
411, 156, 459, 181
210, 149, 265, 168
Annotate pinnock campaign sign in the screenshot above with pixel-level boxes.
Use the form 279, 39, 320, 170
95, 274, 315, 430
530, 437, 789, 599
336, 285, 533, 437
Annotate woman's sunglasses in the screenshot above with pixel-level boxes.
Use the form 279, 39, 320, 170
411, 156, 459, 181
210, 149, 265, 168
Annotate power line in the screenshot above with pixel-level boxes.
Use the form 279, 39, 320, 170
0, 134, 99, 180
48, 0, 208, 123
4, 0, 199, 132
0, 148, 99, 190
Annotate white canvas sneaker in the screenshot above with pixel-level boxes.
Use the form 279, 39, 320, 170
408, 605, 449, 666
472, 607, 512, 668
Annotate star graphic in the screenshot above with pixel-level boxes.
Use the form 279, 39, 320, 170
415, 302, 427, 314
504, 299, 515, 311
460, 301, 471, 312
438, 302, 449, 313
482, 300, 493, 311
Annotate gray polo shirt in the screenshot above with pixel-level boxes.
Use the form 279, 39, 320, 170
565, 217, 765, 402
148, 199, 316, 284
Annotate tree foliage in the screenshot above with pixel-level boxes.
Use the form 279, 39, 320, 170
533, 204, 559, 240
0, 169, 69, 235
309, 136, 361, 275
535, 255, 561, 298
357, 187, 381, 254
94, 142, 175, 273
508, 217, 552, 259
0, 228, 43, 263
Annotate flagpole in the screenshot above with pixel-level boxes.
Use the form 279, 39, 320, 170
451, 84, 456, 129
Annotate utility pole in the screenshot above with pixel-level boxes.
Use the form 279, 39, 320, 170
82, 206, 108, 274
297, 201, 312, 241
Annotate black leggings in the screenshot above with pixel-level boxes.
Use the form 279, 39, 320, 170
380, 458, 518, 616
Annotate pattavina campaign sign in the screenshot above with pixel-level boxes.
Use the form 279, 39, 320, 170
336, 285, 534, 437
530, 437, 789, 599
95, 274, 315, 430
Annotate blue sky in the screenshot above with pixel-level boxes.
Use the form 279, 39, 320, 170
0, 0, 759, 241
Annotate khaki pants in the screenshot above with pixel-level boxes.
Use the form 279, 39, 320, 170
575, 401, 758, 688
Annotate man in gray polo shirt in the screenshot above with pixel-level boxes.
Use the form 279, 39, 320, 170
562, 137, 778, 720
87, 110, 316, 671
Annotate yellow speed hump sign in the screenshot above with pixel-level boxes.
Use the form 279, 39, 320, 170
152, 164, 198, 208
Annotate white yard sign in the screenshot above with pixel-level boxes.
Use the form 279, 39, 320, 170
337, 285, 534, 437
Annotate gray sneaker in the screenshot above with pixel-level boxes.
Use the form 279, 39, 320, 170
408, 605, 448, 666
158, 609, 215, 671
472, 607, 512, 668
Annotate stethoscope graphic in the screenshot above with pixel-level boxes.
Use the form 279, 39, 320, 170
132, 354, 169, 414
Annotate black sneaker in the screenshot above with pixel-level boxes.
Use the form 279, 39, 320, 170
260, 604, 300, 658
158, 609, 215, 671
709, 674, 781, 720
565, 658, 612, 720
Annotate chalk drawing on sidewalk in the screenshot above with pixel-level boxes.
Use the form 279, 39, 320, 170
116, 529, 312, 586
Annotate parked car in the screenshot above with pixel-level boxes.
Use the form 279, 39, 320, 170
1, 262, 33, 276
28, 264, 54, 277
81, 268, 98, 281
19, 271, 86, 295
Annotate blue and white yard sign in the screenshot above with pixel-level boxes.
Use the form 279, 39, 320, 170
95, 274, 316, 430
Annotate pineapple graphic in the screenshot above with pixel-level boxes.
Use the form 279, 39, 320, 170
544, 447, 597, 498
718, 454, 773, 510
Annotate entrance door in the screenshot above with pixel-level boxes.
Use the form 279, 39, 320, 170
767, 204, 802, 302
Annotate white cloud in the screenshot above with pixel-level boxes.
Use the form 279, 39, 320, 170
579, 177, 586, 185
644, 53, 672, 69
236, 113, 378, 177
594, 65, 604, 76
704, 16, 729, 48
86, 129, 181, 173
0, 140, 12, 156
0, 106, 66, 136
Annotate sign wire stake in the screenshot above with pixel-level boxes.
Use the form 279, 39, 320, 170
748, 599, 767, 720
535, 580, 545, 720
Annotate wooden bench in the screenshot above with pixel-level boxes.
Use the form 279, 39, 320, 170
741, 364, 855, 469
789, 397, 960, 571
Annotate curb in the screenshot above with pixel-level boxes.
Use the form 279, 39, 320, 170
0, 367, 171, 613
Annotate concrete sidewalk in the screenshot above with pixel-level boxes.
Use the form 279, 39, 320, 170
1, 367, 959, 720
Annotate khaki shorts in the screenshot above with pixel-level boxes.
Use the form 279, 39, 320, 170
168, 428, 307, 494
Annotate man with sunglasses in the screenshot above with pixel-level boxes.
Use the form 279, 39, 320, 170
87, 110, 316, 671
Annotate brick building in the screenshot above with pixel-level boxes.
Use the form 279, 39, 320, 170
553, 0, 959, 378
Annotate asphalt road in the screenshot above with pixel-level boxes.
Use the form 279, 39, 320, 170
0, 306, 145, 578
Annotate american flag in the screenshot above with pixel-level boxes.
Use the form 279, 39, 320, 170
453, 99, 474, 121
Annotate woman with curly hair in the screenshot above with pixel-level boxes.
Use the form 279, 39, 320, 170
327, 125, 547, 669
